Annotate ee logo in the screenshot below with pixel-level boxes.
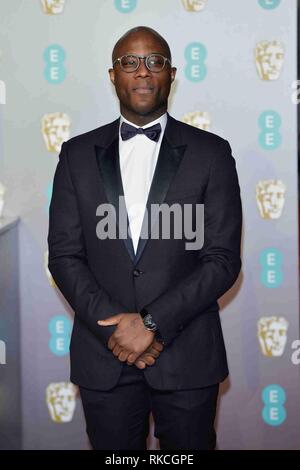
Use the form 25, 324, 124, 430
262, 384, 286, 426
258, 0, 281, 10
114, 0, 137, 13
184, 42, 207, 82
260, 248, 283, 288
48, 315, 71, 356
258, 111, 281, 150
44, 44, 66, 84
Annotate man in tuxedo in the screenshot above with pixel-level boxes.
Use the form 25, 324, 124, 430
48, 26, 242, 450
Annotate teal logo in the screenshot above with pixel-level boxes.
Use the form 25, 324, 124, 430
258, 0, 281, 10
184, 42, 207, 82
48, 315, 71, 356
260, 248, 283, 288
44, 44, 66, 84
114, 0, 137, 13
258, 111, 281, 150
262, 384, 286, 426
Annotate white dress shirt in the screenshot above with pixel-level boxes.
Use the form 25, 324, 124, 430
119, 113, 168, 254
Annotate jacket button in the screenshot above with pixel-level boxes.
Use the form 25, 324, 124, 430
133, 269, 143, 277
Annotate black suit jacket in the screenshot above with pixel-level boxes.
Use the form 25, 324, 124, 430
48, 113, 242, 391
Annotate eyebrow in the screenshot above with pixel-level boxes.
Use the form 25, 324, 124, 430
120, 51, 167, 56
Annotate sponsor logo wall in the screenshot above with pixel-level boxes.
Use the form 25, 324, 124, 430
0, 0, 298, 449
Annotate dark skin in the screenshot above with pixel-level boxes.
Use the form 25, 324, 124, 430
109, 30, 176, 125
98, 30, 177, 368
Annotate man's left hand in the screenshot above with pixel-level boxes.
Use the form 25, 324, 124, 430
97, 313, 155, 363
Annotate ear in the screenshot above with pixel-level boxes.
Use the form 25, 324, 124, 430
171, 67, 177, 82
108, 68, 115, 85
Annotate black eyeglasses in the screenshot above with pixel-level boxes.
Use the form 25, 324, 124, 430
112, 53, 172, 73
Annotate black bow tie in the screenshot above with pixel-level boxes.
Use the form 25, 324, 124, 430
120, 122, 162, 142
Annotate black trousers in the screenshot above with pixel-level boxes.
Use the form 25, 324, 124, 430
79, 363, 219, 451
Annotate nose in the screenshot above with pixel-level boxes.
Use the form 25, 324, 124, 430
134, 58, 152, 77
270, 194, 277, 206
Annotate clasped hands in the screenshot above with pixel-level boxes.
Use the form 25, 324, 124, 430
98, 313, 163, 370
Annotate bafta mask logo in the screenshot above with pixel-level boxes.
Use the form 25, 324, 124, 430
255, 40, 284, 81
256, 180, 286, 220
258, 316, 288, 357
42, 112, 70, 153
182, 0, 207, 11
182, 111, 211, 131
46, 382, 77, 423
41, 0, 66, 15
0, 182, 6, 218
44, 250, 56, 288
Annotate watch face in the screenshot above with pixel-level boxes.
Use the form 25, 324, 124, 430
143, 315, 157, 331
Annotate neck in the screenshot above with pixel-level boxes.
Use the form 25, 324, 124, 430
120, 105, 167, 126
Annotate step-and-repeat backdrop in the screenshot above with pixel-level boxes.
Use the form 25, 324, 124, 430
0, 0, 299, 450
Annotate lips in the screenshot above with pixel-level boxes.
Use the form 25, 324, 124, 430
132, 87, 154, 94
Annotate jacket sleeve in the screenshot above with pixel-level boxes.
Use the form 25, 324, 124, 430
143, 139, 243, 347
47, 141, 127, 347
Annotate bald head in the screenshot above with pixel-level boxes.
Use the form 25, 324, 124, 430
109, 26, 176, 126
112, 26, 172, 64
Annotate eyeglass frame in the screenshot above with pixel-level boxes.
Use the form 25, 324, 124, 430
112, 53, 172, 73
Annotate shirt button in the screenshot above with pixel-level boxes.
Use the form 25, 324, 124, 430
133, 269, 143, 277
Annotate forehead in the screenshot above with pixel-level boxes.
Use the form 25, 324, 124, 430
265, 45, 283, 54
50, 117, 65, 125
268, 321, 284, 329
266, 184, 283, 192
114, 32, 167, 58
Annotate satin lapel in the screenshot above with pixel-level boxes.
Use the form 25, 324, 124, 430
134, 135, 187, 266
95, 139, 135, 263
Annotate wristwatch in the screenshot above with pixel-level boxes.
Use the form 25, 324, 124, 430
140, 308, 158, 332
140, 308, 165, 344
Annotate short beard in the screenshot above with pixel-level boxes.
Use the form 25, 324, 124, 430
128, 101, 168, 117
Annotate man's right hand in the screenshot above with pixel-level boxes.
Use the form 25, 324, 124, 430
127, 339, 164, 369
